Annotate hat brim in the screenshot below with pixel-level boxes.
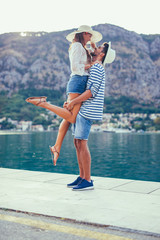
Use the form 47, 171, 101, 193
103, 42, 116, 65
66, 29, 102, 43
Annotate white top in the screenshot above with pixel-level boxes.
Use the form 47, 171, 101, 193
69, 42, 89, 76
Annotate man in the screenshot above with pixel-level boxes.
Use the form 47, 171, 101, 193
66, 42, 116, 191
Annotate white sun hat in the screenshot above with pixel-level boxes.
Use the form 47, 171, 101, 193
66, 25, 102, 43
103, 42, 116, 65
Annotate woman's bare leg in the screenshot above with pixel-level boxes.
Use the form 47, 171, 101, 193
50, 93, 82, 165
26, 94, 82, 165
26, 94, 81, 124
51, 119, 70, 165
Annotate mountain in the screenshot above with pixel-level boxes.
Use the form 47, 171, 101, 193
0, 24, 160, 103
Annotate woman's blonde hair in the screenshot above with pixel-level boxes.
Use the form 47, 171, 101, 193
69, 32, 91, 63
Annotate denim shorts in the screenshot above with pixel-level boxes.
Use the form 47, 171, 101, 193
66, 75, 88, 95
72, 113, 93, 140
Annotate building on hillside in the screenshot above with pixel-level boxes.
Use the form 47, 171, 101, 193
31, 125, 44, 131
17, 121, 32, 131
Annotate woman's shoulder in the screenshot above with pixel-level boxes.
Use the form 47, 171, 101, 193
71, 42, 83, 49
72, 42, 82, 46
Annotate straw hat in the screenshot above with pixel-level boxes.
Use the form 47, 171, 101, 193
66, 25, 102, 43
103, 42, 116, 65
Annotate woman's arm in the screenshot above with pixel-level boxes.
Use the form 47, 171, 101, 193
85, 42, 97, 69
85, 63, 93, 70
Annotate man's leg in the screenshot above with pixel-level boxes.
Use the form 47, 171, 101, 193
74, 139, 84, 179
73, 138, 93, 190
67, 114, 93, 190
74, 139, 91, 182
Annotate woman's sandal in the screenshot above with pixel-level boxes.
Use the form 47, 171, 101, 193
25, 96, 47, 106
49, 145, 59, 166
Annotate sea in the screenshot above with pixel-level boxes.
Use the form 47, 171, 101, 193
0, 131, 160, 182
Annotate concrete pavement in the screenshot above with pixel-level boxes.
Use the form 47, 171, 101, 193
0, 167, 160, 237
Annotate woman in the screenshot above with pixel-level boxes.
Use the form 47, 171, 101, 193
26, 25, 102, 166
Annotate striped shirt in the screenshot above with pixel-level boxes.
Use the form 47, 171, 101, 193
79, 63, 105, 121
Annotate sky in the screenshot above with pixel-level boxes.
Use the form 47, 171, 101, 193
0, 0, 160, 35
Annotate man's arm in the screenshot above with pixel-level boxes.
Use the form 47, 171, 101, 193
66, 89, 92, 110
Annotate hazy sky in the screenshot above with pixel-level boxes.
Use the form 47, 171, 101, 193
1, 0, 159, 35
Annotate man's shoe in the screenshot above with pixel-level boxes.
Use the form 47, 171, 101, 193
72, 179, 94, 191
67, 176, 83, 188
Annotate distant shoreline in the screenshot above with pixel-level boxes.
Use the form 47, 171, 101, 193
1, 129, 160, 135
0, 130, 30, 135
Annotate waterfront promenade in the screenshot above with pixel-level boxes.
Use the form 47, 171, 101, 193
0, 167, 160, 238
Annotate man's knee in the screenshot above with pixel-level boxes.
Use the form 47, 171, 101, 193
74, 139, 82, 150
74, 139, 88, 151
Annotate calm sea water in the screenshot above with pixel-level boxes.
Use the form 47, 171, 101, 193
0, 131, 160, 182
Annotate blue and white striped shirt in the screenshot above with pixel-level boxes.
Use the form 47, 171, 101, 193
79, 63, 105, 120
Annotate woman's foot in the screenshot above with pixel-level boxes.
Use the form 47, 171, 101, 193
49, 145, 60, 166
25, 96, 47, 106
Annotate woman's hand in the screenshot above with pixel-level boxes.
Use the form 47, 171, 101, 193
63, 100, 75, 111
85, 63, 92, 70
85, 61, 97, 70
66, 101, 75, 111
90, 42, 96, 49
63, 101, 68, 108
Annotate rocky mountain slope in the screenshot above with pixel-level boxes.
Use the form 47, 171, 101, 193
0, 24, 160, 103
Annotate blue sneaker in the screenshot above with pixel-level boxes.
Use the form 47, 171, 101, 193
67, 176, 83, 188
72, 179, 94, 191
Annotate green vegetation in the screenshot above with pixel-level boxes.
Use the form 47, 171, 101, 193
1, 92, 160, 121
104, 96, 160, 114
32, 115, 52, 130
0, 119, 15, 130
0, 88, 65, 122
1, 91, 160, 131
130, 116, 150, 131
